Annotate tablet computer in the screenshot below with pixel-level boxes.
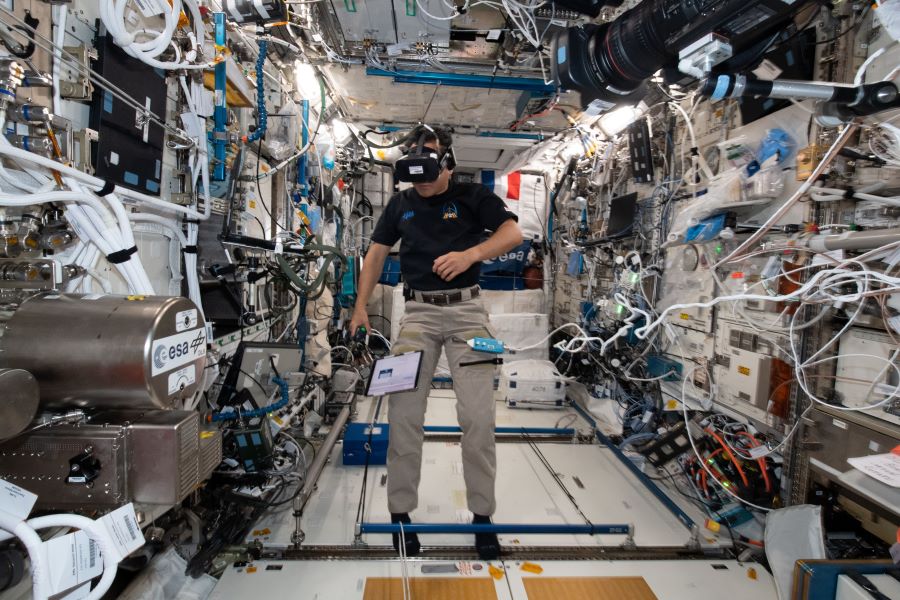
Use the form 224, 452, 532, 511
365, 351, 423, 396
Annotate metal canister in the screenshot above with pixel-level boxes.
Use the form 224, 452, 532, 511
0, 368, 38, 440
0, 293, 207, 409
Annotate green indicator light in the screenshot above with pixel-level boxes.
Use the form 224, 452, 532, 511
615, 304, 626, 316
630, 272, 640, 284
715, 244, 723, 254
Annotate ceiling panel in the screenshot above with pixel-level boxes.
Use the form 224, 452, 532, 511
324, 65, 570, 131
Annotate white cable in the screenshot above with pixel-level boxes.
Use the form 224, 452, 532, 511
368, 328, 392, 349
398, 521, 412, 600
129, 214, 188, 245
0, 512, 48, 599
51, 4, 67, 116
99, 0, 212, 70
505, 322, 589, 352
854, 44, 894, 85
415, 0, 459, 21
715, 122, 857, 267
0, 135, 211, 221
0, 512, 120, 600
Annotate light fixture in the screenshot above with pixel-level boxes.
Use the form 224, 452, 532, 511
597, 105, 641, 137
330, 118, 352, 143
293, 60, 319, 100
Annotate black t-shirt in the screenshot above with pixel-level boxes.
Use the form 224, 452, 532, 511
370, 182, 517, 291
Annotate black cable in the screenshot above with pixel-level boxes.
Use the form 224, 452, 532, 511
210, 356, 269, 402
255, 137, 288, 234
360, 129, 406, 149
809, 5, 870, 46
354, 397, 384, 526
286, 431, 317, 462
523, 431, 593, 527
268, 355, 282, 380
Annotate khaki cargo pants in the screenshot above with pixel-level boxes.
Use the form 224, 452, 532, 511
387, 295, 497, 516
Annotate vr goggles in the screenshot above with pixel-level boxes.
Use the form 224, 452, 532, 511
394, 131, 456, 183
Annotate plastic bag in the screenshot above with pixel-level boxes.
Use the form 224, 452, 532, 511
875, 0, 900, 41
757, 128, 795, 165
745, 156, 786, 200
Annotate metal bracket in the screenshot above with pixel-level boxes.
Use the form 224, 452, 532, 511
290, 528, 305, 545
351, 522, 368, 548
620, 523, 637, 550
678, 33, 733, 78
72, 128, 96, 175
60, 45, 96, 100
686, 525, 702, 551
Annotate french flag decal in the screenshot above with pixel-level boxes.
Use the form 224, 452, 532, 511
481, 170, 521, 201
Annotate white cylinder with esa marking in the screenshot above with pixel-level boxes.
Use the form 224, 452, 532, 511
0, 293, 207, 410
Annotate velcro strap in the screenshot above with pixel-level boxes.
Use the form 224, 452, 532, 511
843, 187, 855, 200
182, 245, 198, 254
107, 245, 137, 264
95, 180, 116, 197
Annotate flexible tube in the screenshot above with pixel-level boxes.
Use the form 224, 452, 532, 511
244, 40, 269, 144
129, 214, 188, 245
27, 514, 118, 600
52, 4, 66, 115
208, 377, 290, 422
0, 144, 211, 220
0, 513, 120, 600
805, 228, 900, 252
0, 513, 48, 599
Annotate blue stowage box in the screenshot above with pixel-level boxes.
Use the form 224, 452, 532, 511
343, 422, 390, 466
379, 257, 402, 286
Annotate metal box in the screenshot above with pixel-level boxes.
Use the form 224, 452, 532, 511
0, 424, 129, 510
127, 411, 200, 505
199, 426, 223, 482
0, 410, 221, 512
393, 0, 453, 44
835, 328, 899, 427
329, 0, 398, 44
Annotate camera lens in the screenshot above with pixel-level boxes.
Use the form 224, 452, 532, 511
552, 0, 806, 111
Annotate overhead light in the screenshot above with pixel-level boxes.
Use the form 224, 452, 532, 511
597, 105, 641, 137
331, 118, 352, 143
293, 60, 319, 100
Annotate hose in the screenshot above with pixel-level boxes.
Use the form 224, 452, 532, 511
208, 377, 289, 422
244, 39, 269, 145
0, 512, 121, 600
275, 248, 343, 300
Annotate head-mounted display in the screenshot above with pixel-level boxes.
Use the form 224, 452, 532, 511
394, 130, 456, 183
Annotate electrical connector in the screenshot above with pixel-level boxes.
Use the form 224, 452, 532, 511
467, 337, 505, 354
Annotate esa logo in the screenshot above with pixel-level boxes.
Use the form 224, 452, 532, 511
153, 330, 205, 371
154, 341, 190, 370
484, 249, 526, 265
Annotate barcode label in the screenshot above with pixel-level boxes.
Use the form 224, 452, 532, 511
124, 515, 138, 540
98, 503, 145, 563
44, 531, 103, 594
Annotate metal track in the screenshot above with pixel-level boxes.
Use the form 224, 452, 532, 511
246, 544, 720, 562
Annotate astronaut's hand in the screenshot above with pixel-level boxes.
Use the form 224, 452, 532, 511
433, 250, 476, 281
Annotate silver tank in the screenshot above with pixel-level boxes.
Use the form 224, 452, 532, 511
0, 293, 207, 409
0, 368, 39, 440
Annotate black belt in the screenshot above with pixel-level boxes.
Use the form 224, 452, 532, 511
403, 285, 480, 305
